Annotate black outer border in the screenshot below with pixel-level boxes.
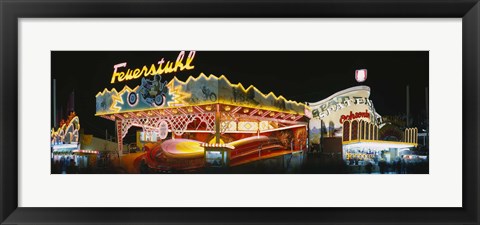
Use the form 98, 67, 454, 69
0, 0, 479, 224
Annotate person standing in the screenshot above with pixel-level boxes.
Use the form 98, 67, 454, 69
66, 159, 78, 174
379, 159, 386, 174
365, 161, 373, 174
401, 158, 407, 174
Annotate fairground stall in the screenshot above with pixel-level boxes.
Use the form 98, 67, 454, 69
307, 86, 418, 167
96, 72, 309, 171
51, 113, 99, 173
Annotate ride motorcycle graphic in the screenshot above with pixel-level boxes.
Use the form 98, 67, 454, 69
128, 75, 169, 107
190, 85, 217, 103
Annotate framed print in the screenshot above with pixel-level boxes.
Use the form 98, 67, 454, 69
1, 0, 479, 224
50, 50, 429, 175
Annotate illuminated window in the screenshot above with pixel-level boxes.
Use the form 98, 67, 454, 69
413, 128, 418, 143
405, 129, 410, 142
343, 121, 350, 141
351, 120, 358, 140
369, 123, 374, 140
365, 123, 370, 140
359, 121, 364, 140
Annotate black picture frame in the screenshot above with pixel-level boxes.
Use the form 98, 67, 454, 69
1, 0, 479, 224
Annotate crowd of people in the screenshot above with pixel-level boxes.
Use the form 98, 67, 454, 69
51, 153, 119, 174
348, 155, 428, 174
304, 146, 429, 174
51, 158, 79, 174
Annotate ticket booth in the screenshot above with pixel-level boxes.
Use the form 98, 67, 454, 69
204, 147, 229, 167
202, 143, 233, 168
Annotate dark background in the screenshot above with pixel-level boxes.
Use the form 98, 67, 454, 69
51, 51, 428, 143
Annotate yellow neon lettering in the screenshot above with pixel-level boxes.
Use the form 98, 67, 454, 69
111, 62, 127, 83
110, 51, 196, 83
164, 61, 174, 73
111, 72, 120, 84
174, 51, 185, 72
125, 69, 135, 80
133, 68, 141, 79
147, 64, 157, 77
156, 58, 165, 75
140, 66, 149, 77
117, 72, 126, 82
185, 51, 196, 70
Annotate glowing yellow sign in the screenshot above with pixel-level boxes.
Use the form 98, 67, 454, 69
110, 51, 196, 84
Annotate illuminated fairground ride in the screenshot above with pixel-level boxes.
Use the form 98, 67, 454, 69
51, 112, 99, 170
307, 86, 419, 164
95, 73, 309, 169
51, 113, 80, 149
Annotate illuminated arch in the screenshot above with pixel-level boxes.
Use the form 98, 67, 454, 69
58, 129, 65, 143
72, 129, 79, 143
413, 127, 418, 143
51, 116, 81, 145
359, 121, 365, 140
404, 128, 408, 142
370, 124, 376, 140
351, 120, 358, 140
405, 128, 409, 142
343, 121, 350, 141
370, 123, 375, 140
412, 128, 415, 143
365, 122, 370, 140
412, 128, 418, 143
405, 128, 417, 143
410, 128, 414, 143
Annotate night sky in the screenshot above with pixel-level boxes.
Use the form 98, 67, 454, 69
51, 51, 428, 142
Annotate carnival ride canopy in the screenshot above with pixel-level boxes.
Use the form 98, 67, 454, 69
95, 73, 308, 116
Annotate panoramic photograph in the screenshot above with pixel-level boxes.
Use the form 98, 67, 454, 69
50, 51, 429, 174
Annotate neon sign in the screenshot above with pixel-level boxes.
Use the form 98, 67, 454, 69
110, 51, 196, 84
355, 69, 367, 83
339, 110, 370, 123
311, 96, 374, 119
51, 115, 80, 146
